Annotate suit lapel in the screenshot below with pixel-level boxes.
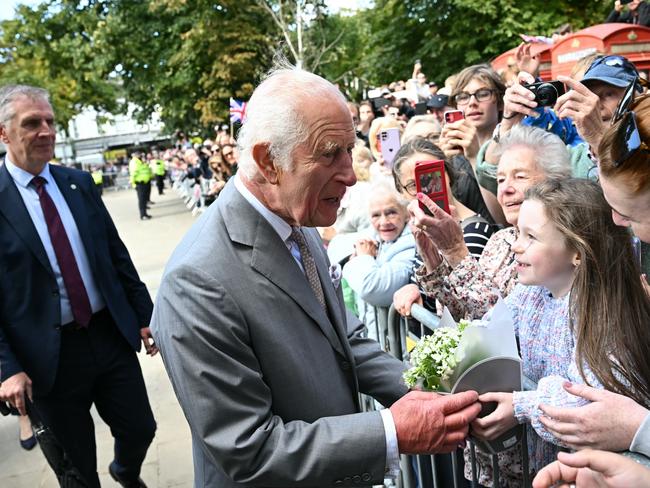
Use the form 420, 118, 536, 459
0, 163, 54, 277
50, 167, 98, 272
222, 183, 346, 357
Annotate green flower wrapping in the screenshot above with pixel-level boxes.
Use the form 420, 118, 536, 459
403, 320, 469, 392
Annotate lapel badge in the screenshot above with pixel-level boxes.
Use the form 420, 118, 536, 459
70, 184, 77, 190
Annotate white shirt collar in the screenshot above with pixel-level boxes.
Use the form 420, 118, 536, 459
234, 173, 293, 243
4, 157, 53, 189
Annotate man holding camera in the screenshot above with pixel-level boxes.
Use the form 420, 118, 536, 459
481, 54, 639, 188
606, 0, 650, 27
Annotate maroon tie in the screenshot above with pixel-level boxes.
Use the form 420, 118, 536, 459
31, 176, 93, 327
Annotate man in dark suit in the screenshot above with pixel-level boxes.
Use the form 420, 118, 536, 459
0, 84, 157, 488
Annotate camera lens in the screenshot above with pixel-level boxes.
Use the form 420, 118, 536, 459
536, 83, 558, 107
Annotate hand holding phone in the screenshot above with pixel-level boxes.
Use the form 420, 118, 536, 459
443, 110, 464, 125
414, 160, 450, 215
379, 128, 401, 168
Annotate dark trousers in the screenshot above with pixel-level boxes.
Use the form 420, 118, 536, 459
135, 182, 148, 218
155, 175, 165, 195
32, 310, 156, 488
145, 180, 152, 203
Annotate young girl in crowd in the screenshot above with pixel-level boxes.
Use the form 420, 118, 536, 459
420, 178, 650, 486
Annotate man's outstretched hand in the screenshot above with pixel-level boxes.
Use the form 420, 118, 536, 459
390, 390, 481, 454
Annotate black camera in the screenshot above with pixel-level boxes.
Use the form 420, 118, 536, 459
524, 80, 566, 107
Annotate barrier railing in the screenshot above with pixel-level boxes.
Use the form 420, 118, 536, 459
361, 304, 532, 488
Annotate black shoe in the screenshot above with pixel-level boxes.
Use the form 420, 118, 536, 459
147, 201, 155, 204
109, 462, 147, 488
20, 434, 37, 451
140, 215, 152, 220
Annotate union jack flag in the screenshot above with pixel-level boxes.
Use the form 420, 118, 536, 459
229, 98, 247, 123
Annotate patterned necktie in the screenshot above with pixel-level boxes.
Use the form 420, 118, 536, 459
31, 176, 93, 327
290, 227, 326, 311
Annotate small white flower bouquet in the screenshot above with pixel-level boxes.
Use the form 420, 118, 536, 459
403, 299, 523, 452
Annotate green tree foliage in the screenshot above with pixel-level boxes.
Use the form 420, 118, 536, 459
0, 0, 616, 132
88, 0, 278, 131
362, 0, 613, 86
0, 1, 121, 134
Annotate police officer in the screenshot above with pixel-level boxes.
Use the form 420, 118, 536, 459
151, 153, 166, 196
91, 166, 103, 196
129, 151, 153, 220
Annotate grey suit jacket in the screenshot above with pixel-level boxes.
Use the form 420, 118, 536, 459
151, 180, 408, 487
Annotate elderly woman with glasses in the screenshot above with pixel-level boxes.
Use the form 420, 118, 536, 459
390, 137, 496, 316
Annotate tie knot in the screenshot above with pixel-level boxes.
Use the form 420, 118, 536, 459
290, 227, 306, 245
31, 176, 47, 190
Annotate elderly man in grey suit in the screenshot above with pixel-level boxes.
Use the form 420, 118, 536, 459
151, 64, 482, 487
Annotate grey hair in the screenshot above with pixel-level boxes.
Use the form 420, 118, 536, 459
0, 85, 50, 127
496, 125, 572, 180
402, 115, 442, 144
237, 58, 347, 179
367, 181, 409, 213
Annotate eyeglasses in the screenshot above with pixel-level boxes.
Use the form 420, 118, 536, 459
454, 88, 495, 106
398, 179, 418, 197
610, 77, 650, 167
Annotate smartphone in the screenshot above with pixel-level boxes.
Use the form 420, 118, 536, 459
621, 0, 633, 4
632, 236, 642, 269
444, 109, 465, 125
379, 128, 401, 168
414, 160, 450, 215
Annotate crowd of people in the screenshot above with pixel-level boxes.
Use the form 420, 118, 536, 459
148, 49, 650, 487
3, 31, 650, 488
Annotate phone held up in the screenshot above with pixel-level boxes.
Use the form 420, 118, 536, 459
414, 160, 450, 216
379, 128, 401, 168
443, 109, 464, 125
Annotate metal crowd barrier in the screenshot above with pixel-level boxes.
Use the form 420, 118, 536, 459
360, 304, 532, 488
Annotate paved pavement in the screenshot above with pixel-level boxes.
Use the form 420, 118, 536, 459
0, 185, 196, 487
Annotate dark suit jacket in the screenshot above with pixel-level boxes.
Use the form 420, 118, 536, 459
0, 163, 153, 395
606, 2, 650, 26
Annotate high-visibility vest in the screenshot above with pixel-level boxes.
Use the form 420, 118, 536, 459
91, 170, 103, 185
129, 157, 152, 184
153, 159, 166, 176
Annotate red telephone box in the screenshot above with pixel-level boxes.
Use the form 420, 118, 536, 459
551, 23, 650, 78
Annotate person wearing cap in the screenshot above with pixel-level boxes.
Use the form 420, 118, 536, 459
606, 0, 650, 27
428, 81, 438, 97
426, 94, 451, 125
478, 54, 640, 196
